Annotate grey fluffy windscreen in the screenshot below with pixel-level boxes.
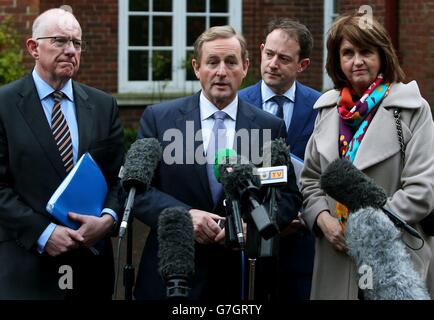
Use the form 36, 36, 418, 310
345, 207, 430, 300
158, 207, 195, 280
217, 155, 261, 199
121, 138, 162, 191
320, 158, 387, 212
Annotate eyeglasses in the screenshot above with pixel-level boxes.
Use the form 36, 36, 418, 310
36, 36, 86, 51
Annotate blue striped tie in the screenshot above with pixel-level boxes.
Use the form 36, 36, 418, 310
51, 91, 74, 173
207, 111, 227, 204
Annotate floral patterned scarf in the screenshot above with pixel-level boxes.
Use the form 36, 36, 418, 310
335, 74, 390, 227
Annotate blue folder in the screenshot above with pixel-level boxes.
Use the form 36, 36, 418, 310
46, 153, 108, 230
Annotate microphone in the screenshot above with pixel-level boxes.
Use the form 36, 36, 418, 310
320, 158, 422, 240
119, 138, 162, 238
158, 207, 195, 299
215, 150, 278, 240
346, 207, 429, 299
257, 138, 291, 257
214, 148, 245, 249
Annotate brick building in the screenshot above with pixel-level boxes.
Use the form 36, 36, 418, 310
1, 0, 433, 128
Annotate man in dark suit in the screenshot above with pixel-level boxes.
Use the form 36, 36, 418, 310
239, 18, 321, 300
0, 8, 124, 299
133, 25, 302, 300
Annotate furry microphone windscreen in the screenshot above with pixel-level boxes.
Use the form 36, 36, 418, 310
320, 158, 386, 212
121, 137, 162, 192
262, 137, 291, 167
345, 207, 430, 300
158, 207, 195, 281
217, 155, 261, 200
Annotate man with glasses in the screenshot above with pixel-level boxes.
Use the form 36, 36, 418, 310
0, 7, 124, 299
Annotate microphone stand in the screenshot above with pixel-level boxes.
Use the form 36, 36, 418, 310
123, 219, 135, 300
258, 187, 280, 301
245, 187, 280, 301
245, 219, 259, 300
120, 189, 136, 301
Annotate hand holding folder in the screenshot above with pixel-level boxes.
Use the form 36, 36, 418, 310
46, 153, 108, 230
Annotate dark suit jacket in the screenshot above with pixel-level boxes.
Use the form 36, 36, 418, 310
238, 80, 320, 159
133, 92, 302, 300
0, 73, 124, 299
239, 80, 320, 300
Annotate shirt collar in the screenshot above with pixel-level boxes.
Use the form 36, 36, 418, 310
32, 68, 74, 102
200, 91, 238, 121
261, 80, 296, 103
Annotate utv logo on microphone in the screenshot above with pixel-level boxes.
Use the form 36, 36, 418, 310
257, 166, 287, 186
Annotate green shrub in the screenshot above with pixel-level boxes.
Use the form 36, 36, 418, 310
123, 127, 138, 150
0, 16, 25, 85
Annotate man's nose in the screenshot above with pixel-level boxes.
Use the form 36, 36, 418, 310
216, 61, 227, 76
64, 40, 78, 54
269, 55, 279, 68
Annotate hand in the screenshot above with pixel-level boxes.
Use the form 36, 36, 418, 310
45, 225, 84, 256
68, 212, 114, 247
316, 211, 347, 252
189, 209, 224, 245
280, 217, 305, 236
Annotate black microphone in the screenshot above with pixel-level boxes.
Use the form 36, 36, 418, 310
263, 137, 292, 169
320, 158, 422, 240
119, 138, 162, 238
214, 149, 245, 249
158, 207, 195, 299
257, 138, 291, 257
215, 150, 278, 240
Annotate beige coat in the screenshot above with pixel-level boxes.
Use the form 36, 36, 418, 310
300, 81, 434, 300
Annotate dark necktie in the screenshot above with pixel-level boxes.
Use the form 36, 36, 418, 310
206, 110, 227, 204
271, 95, 287, 119
51, 91, 74, 173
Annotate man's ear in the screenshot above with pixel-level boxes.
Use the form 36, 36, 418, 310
242, 58, 250, 78
26, 38, 39, 59
192, 58, 200, 80
298, 58, 310, 73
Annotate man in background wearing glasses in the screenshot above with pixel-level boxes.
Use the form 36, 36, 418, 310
0, 7, 124, 299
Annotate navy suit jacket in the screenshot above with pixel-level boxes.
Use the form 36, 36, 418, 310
133, 92, 302, 300
238, 80, 320, 159
239, 81, 320, 300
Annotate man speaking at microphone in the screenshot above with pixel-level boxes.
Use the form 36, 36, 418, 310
133, 25, 302, 300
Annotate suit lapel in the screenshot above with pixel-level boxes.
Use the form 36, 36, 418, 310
175, 93, 214, 207
251, 81, 263, 108
287, 82, 312, 146
73, 82, 94, 158
16, 75, 66, 179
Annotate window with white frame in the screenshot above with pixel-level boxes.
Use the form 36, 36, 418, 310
118, 0, 242, 94
322, 0, 339, 91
